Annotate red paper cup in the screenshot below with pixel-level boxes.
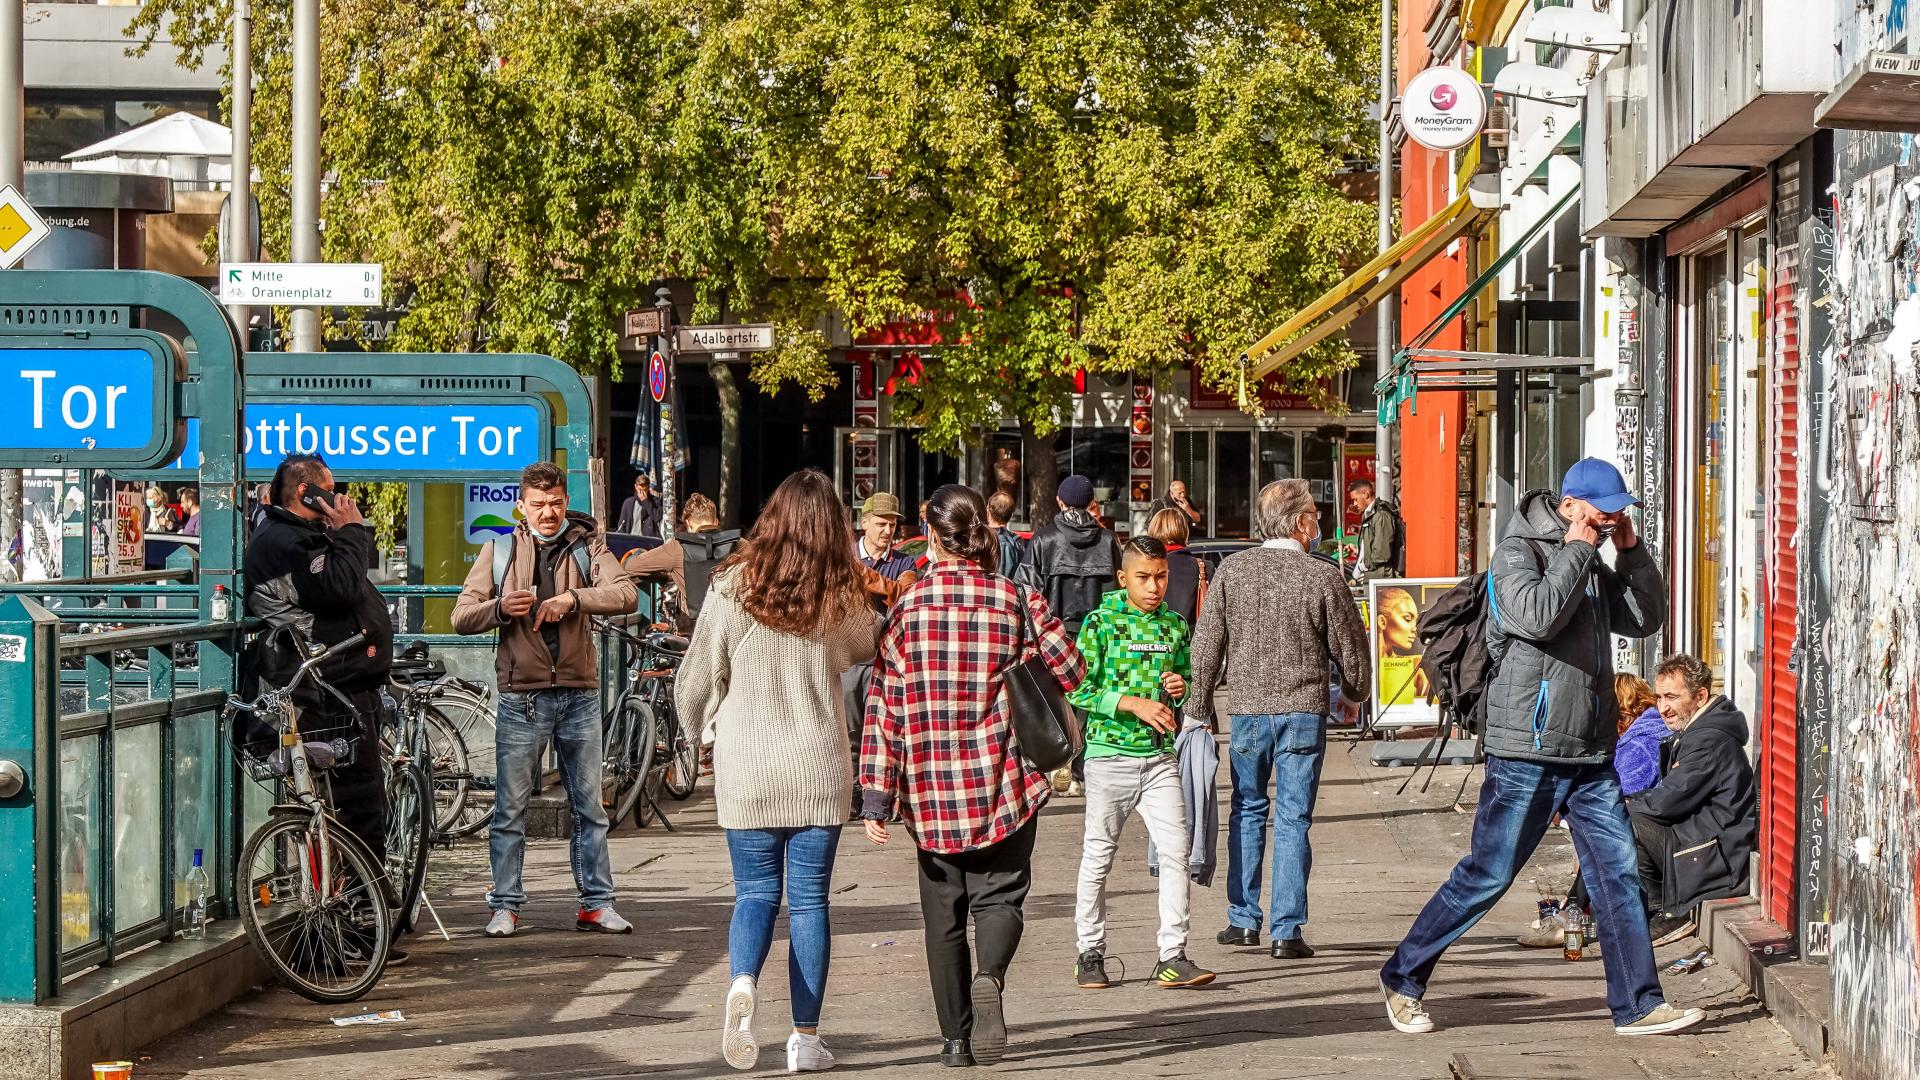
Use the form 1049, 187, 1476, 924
92, 1064, 134, 1080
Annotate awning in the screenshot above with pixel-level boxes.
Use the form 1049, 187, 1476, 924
1242, 180, 1501, 382
1376, 185, 1585, 424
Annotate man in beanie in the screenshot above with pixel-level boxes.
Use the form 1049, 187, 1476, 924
1378, 458, 1704, 1039
1016, 474, 1122, 635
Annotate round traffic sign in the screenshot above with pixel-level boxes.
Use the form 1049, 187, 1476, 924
648, 351, 667, 403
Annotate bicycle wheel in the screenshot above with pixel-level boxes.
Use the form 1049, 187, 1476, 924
661, 704, 699, 801
422, 707, 471, 839
384, 762, 432, 934
434, 691, 496, 840
238, 812, 392, 1004
609, 700, 656, 828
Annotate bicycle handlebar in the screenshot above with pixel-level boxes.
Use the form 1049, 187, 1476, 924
227, 632, 368, 713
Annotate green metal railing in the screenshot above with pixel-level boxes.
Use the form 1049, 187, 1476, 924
0, 595, 244, 1002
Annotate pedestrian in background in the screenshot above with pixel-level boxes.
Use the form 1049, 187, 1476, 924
1017, 474, 1120, 634
452, 462, 638, 941
1378, 458, 1699, 1038
986, 491, 1027, 581
614, 473, 664, 536
1347, 480, 1403, 581
677, 469, 880, 1074
1144, 507, 1206, 625
178, 487, 202, 537
860, 484, 1084, 1069
1189, 478, 1369, 962
145, 485, 180, 534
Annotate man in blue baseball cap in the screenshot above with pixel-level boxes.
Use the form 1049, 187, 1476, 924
1380, 457, 1708, 1038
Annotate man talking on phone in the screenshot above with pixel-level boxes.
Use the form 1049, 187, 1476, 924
244, 453, 398, 954
454, 462, 638, 939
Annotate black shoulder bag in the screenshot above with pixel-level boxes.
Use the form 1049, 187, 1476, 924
1002, 582, 1082, 772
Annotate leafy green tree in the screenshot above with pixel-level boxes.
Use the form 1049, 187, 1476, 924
133, 0, 1376, 523
717, 0, 1379, 519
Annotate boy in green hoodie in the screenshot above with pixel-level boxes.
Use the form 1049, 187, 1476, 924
1068, 536, 1216, 989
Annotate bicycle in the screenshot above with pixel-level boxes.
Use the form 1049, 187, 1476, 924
389, 642, 497, 841
597, 620, 694, 829
377, 688, 434, 936
225, 633, 395, 1004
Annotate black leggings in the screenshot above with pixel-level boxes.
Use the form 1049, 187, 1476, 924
915, 815, 1039, 1040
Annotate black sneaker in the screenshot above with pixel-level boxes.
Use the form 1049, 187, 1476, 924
1075, 950, 1111, 989
969, 973, 1006, 1064
1152, 954, 1216, 988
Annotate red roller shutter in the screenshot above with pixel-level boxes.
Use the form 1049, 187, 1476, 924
1758, 243, 1800, 928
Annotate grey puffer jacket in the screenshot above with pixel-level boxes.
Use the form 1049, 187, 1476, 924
1483, 489, 1665, 764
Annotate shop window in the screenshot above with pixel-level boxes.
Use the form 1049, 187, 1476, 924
1055, 426, 1129, 514
25, 99, 106, 162
1257, 430, 1297, 486
114, 99, 214, 133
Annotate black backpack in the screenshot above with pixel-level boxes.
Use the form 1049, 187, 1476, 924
1415, 539, 1545, 734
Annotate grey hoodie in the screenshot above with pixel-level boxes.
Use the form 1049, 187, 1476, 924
1483, 489, 1665, 764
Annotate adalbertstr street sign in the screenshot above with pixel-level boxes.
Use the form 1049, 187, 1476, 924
219, 262, 384, 307
675, 323, 775, 353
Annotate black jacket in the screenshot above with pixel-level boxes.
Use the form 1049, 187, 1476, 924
1631, 697, 1757, 912
615, 493, 663, 537
243, 505, 394, 695
1482, 489, 1665, 764
1015, 508, 1120, 631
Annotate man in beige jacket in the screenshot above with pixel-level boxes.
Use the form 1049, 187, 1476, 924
453, 462, 637, 938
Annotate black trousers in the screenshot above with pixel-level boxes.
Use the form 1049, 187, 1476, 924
915, 814, 1039, 1041
304, 686, 389, 865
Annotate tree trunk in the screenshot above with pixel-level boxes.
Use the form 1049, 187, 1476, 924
710, 360, 742, 527
1020, 415, 1059, 529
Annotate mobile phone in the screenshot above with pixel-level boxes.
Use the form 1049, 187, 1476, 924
299, 485, 336, 514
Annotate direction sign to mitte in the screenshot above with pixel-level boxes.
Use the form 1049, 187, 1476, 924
219, 262, 384, 307
0, 185, 51, 270
675, 323, 775, 353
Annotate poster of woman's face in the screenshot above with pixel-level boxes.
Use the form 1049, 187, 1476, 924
1368, 578, 1461, 728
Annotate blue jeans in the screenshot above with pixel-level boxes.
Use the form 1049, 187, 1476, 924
727, 826, 843, 1029
1381, 754, 1665, 1026
1225, 712, 1326, 939
488, 689, 615, 912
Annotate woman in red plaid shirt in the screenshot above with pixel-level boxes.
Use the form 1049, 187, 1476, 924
859, 484, 1084, 1069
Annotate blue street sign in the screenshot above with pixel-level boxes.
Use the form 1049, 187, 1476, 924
0, 336, 181, 468
165, 402, 545, 476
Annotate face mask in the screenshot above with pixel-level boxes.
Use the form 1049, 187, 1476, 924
529, 520, 565, 542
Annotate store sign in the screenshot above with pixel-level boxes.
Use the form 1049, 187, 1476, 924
165, 402, 543, 476
0, 337, 182, 468
464, 482, 522, 543
1189, 369, 1325, 411
1402, 67, 1487, 152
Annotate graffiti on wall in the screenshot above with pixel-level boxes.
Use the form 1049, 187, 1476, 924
1798, 207, 1839, 957
1825, 125, 1920, 1080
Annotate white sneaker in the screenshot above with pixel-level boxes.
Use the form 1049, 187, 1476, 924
1615, 1002, 1706, 1036
722, 975, 758, 1071
484, 910, 518, 938
1382, 981, 1435, 1033
786, 1031, 835, 1072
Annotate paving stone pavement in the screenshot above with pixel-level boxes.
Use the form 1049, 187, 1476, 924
137, 735, 1832, 1079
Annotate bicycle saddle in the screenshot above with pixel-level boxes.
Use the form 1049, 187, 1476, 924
645, 631, 690, 655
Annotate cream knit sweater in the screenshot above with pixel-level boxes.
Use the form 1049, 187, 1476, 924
674, 574, 880, 830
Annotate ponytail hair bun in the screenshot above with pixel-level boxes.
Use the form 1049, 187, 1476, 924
926, 484, 999, 572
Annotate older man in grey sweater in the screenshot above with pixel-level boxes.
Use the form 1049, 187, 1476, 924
1189, 478, 1369, 960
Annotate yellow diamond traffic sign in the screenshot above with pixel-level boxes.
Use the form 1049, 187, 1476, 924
0, 185, 51, 270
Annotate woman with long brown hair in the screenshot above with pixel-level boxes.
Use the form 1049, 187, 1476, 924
676, 469, 879, 1074
860, 484, 1085, 1068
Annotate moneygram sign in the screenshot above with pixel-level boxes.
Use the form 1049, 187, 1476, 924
1401, 67, 1487, 153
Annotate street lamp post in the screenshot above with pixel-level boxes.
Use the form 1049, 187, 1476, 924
289, 0, 321, 352
226, 0, 254, 338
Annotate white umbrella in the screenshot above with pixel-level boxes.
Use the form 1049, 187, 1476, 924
63, 112, 234, 184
